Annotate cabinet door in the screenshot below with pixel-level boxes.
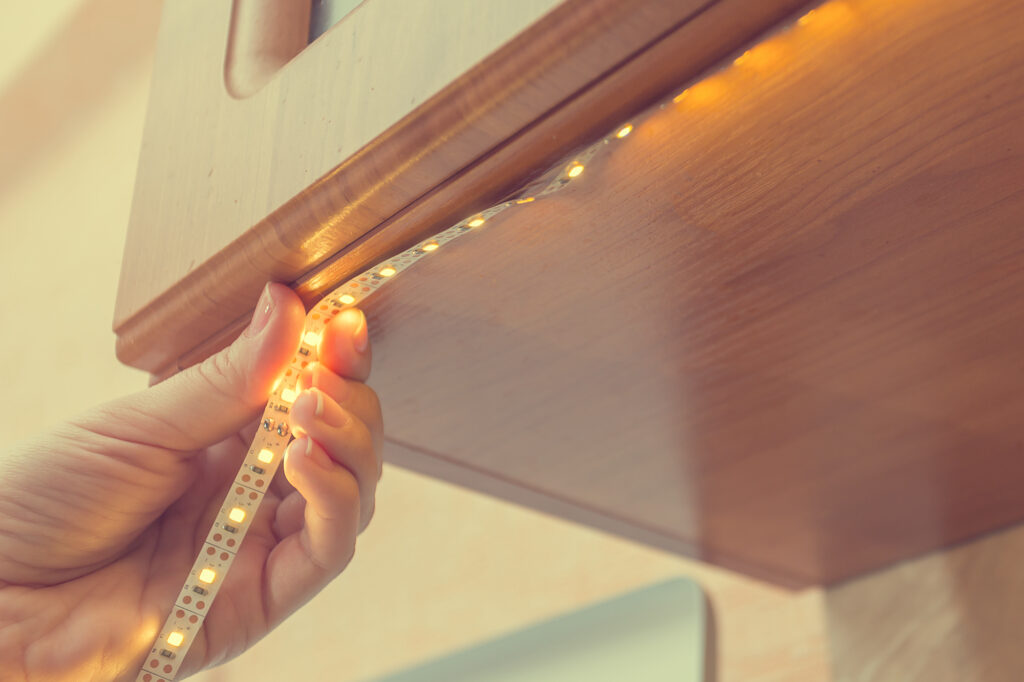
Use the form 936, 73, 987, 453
114, 0, 807, 373
117, 0, 1024, 586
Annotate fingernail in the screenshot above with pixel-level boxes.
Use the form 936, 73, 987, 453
245, 283, 274, 337
342, 308, 368, 353
313, 388, 324, 417
304, 436, 314, 456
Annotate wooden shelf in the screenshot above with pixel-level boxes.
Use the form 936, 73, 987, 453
116, 0, 1024, 586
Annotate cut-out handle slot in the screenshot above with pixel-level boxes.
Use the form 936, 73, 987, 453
225, 0, 311, 98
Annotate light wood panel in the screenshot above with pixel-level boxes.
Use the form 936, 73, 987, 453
341, 0, 1022, 585
114, 0, 810, 373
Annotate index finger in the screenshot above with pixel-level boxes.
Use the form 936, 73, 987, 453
318, 307, 372, 382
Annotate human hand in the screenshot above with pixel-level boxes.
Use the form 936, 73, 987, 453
0, 283, 383, 681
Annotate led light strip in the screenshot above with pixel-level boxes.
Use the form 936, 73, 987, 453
134, 132, 611, 682
137, 3, 833, 676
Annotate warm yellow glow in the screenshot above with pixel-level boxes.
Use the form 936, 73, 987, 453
422, 243, 439, 252
673, 89, 688, 103
741, 40, 785, 70
568, 164, 584, 178
799, 2, 853, 29
616, 124, 633, 138
257, 448, 274, 463
271, 376, 282, 392
167, 632, 185, 647
339, 294, 356, 305
280, 388, 297, 403
198, 568, 217, 584
228, 507, 246, 524
687, 77, 726, 104
733, 51, 750, 66
379, 266, 397, 277
468, 217, 486, 227
516, 197, 535, 204
302, 331, 321, 346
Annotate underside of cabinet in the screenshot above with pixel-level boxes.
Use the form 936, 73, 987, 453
118, 0, 1024, 586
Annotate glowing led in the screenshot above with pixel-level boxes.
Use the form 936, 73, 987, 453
687, 78, 726, 104
798, 9, 815, 25
228, 507, 246, 524
616, 124, 633, 138
339, 294, 356, 305
422, 243, 439, 252
167, 632, 185, 647
257, 448, 274, 463
734, 51, 750, 66
516, 197, 535, 204
280, 388, 297, 403
198, 568, 217, 584
568, 163, 584, 178
673, 89, 689, 103
468, 217, 486, 227
379, 266, 397, 277
303, 331, 321, 346
271, 376, 282, 392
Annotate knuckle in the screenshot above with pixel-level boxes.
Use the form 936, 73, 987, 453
193, 347, 247, 402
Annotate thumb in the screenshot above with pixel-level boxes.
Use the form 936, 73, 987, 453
99, 283, 306, 452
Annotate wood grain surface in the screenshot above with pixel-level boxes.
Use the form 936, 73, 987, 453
121, 0, 1024, 586
342, 0, 1022, 585
114, 0, 810, 372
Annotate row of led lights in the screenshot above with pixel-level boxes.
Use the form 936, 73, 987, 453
355, 126, 631, 282
159, 498, 252, 652
351, 0, 836, 286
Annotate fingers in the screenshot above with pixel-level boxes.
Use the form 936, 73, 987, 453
288, 389, 378, 531
261, 436, 361, 625
303, 363, 384, 465
318, 308, 372, 382
81, 283, 305, 452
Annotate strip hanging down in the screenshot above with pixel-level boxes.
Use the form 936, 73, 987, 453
132, 119, 632, 682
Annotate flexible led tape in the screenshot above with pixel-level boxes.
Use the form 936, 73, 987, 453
136, 3, 831, 675
134, 132, 611, 682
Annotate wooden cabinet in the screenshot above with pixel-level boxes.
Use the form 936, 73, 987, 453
116, 0, 1024, 587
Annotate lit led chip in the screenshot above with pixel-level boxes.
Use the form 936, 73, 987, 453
568, 163, 584, 178
167, 631, 185, 647
257, 448, 274, 464
280, 388, 297, 403
302, 331, 321, 346
228, 507, 246, 524
379, 266, 396, 277
198, 568, 216, 584
616, 124, 633, 138
339, 294, 356, 305
421, 243, 439, 252
468, 217, 485, 227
